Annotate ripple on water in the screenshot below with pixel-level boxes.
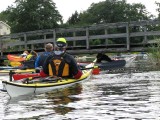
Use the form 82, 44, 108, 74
0, 66, 160, 119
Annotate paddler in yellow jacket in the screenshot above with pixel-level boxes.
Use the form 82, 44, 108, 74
22, 50, 38, 68
40, 38, 82, 79
25, 50, 38, 61
21, 50, 29, 59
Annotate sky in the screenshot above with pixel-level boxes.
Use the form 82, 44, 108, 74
0, 0, 159, 22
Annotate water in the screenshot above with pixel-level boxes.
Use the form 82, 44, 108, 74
0, 54, 160, 120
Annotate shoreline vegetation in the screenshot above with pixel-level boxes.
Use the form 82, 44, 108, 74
147, 39, 160, 66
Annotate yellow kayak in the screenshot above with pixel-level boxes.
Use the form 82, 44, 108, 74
10, 61, 22, 67
0, 69, 35, 75
2, 60, 95, 97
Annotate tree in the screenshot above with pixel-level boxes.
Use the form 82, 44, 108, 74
65, 0, 153, 45
0, 11, 9, 22
156, 2, 160, 19
67, 11, 80, 25
66, 0, 151, 26
3, 0, 63, 33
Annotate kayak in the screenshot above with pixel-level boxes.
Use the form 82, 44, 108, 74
10, 61, 22, 67
13, 73, 40, 80
0, 65, 27, 70
0, 66, 18, 70
0, 61, 35, 71
13, 69, 100, 80
12, 59, 125, 80
96, 60, 126, 70
12, 65, 99, 80
0, 69, 35, 76
79, 59, 126, 70
2, 60, 95, 97
7, 54, 25, 62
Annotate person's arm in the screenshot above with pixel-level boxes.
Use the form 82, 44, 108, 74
40, 55, 52, 77
42, 55, 53, 75
96, 53, 102, 63
35, 55, 40, 68
69, 55, 82, 79
103, 55, 112, 62
26, 54, 32, 61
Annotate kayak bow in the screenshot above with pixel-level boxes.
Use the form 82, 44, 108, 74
7, 54, 25, 62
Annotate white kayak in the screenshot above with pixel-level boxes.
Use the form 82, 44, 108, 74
2, 60, 95, 97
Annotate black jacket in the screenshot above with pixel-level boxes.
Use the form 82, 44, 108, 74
43, 52, 81, 77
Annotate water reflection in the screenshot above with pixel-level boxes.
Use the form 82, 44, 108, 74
90, 74, 160, 119
45, 84, 82, 115
99, 79, 151, 101
104, 57, 160, 75
1, 54, 160, 119
2, 84, 83, 119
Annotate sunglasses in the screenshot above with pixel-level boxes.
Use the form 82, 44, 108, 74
55, 46, 66, 51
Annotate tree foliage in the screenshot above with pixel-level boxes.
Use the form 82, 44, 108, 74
67, 11, 80, 25
67, 0, 151, 26
0, 0, 156, 33
0, 11, 9, 22
155, 2, 160, 19
2, 0, 62, 33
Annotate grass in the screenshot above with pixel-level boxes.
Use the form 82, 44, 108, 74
147, 39, 160, 65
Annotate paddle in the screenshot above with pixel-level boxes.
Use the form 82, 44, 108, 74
80, 66, 98, 70
21, 76, 61, 84
80, 65, 100, 75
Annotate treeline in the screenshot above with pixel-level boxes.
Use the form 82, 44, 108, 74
0, 0, 160, 33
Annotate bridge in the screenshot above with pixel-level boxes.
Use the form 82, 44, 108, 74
0, 20, 160, 56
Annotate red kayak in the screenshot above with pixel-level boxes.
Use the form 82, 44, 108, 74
7, 54, 25, 62
12, 61, 103, 80
13, 69, 100, 81
13, 69, 99, 80
13, 73, 41, 80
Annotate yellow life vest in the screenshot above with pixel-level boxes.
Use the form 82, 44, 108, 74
26, 54, 33, 61
48, 58, 69, 77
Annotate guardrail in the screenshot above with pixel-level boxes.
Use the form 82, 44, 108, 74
0, 20, 160, 56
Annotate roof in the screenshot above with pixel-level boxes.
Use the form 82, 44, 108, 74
0, 21, 11, 28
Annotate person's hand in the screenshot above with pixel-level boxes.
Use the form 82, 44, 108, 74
40, 71, 48, 77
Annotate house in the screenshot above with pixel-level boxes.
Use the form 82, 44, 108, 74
0, 21, 11, 35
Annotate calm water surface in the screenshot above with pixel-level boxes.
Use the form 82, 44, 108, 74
0, 54, 160, 120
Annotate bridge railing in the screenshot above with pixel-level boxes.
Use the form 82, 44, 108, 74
0, 20, 160, 56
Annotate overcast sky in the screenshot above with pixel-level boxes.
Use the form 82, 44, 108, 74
0, 0, 159, 22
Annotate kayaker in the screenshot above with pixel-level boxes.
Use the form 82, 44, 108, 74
35, 43, 54, 68
20, 50, 29, 59
22, 50, 38, 68
25, 50, 38, 61
40, 38, 82, 79
96, 53, 113, 63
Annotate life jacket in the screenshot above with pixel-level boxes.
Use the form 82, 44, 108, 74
48, 56, 69, 77
26, 54, 33, 61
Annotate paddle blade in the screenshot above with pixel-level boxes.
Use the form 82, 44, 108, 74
92, 68, 100, 75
